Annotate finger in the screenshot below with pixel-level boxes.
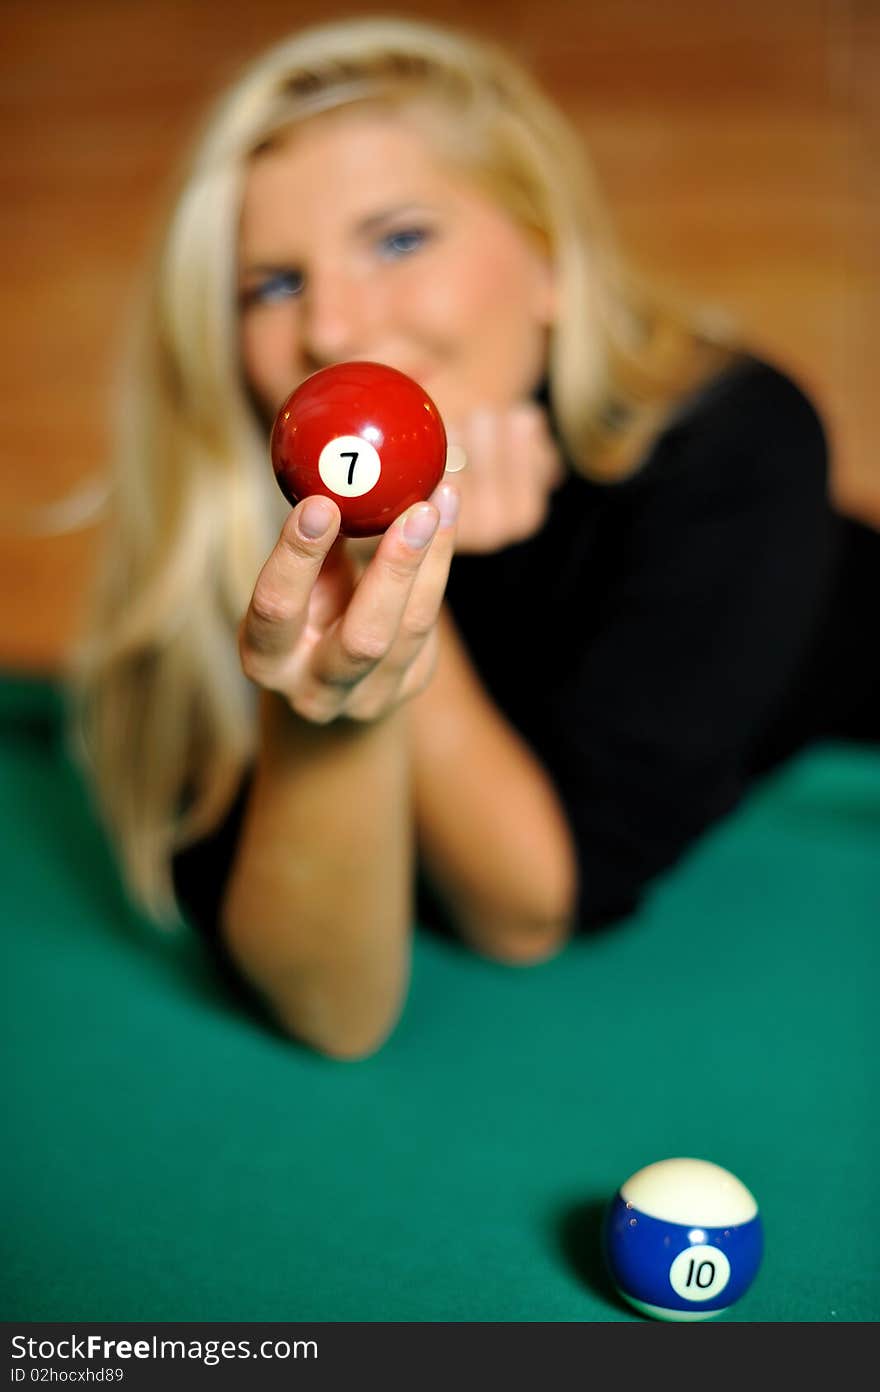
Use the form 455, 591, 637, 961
508, 405, 548, 532
393, 480, 460, 647
346, 624, 439, 721
327, 482, 459, 717
397, 625, 440, 700
444, 433, 468, 474
241, 495, 341, 666
517, 401, 565, 488
311, 499, 441, 688
485, 408, 533, 536
464, 407, 502, 524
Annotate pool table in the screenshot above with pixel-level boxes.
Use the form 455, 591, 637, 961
2, 672, 878, 1323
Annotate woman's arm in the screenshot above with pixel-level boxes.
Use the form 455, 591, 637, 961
221, 692, 412, 1060
218, 484, 459, 1059
408, 606, 578, 963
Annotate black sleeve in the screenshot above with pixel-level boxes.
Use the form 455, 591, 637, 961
171, 771, 254, 978
172, 771, 293, 1024
542, 363, 837, 927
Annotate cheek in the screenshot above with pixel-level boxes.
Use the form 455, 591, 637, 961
240, 313, 300, 409
410, 236, 545, 350
467, 245, 527, 318
470, 244, 549, 346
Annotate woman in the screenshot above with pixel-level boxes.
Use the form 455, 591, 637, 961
66, 16, 877, 1059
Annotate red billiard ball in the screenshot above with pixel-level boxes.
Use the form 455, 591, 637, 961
270, 361, 448, 538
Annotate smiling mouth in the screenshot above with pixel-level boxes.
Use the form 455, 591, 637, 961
346, 356, 434, 386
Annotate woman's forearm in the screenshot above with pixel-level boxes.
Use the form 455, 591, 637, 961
221, 689, 413, 1059
408, 607, 578, 962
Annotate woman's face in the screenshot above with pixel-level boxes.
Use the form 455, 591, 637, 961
237, 106, 556, 429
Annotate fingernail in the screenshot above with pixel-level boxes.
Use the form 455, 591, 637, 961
444, 443, 468, 474
401, 504, 439, 549
436, 484, 460, 528
298, 496, 335, 539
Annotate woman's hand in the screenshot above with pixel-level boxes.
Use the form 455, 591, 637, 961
445, 402, 565, 554
238, 482, 460, 724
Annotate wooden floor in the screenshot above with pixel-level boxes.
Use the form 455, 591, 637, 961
2, 0, 877, 671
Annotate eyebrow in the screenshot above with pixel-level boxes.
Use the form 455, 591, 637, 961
240, 202, 439, 275
354, 201, 438, 236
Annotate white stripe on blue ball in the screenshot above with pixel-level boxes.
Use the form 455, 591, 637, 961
604, 1158, 763, 1321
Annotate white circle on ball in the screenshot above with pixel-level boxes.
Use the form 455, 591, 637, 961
668, 1245, 731, 1302
318, 435, 382, 497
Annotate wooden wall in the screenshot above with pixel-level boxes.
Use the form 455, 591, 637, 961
2, 0, 877, 672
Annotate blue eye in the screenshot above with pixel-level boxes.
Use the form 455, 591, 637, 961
377, 228, 429, 260
245, 270, 305, 306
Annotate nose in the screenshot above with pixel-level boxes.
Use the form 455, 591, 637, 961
300, 267, 374, 368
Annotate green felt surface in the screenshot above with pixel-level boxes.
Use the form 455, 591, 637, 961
2, 672, 878, 1322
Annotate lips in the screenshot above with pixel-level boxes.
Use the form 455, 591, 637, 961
345, 356, 435, 389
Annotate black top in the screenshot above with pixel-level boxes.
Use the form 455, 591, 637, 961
172, 354, 879, 946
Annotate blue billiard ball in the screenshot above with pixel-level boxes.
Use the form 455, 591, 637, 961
603, 1157, 763, 1321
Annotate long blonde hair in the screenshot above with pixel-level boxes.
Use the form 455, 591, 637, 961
65, 15, 743, 924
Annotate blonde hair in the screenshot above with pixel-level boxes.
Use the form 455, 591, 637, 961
65, 15, 744, 923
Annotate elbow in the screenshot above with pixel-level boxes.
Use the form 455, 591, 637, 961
478, 922, 573, 967
220, 893, 412, 1062
451, 864, 578, 966
266, 964, 410, 1063
456, 903, 575, 967
274, 1007, 403, 1063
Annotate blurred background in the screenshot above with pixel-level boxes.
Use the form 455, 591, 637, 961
2, 0, 877, 673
